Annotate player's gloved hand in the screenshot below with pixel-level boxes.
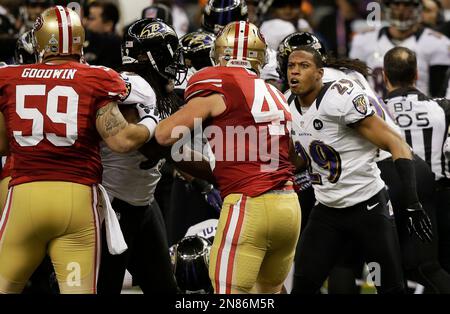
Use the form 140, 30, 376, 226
191, 178, 223, 213
204, 188, 223, 213
136, 103, 160, 141
405, 202, 433, 242
293, 170, 312, 192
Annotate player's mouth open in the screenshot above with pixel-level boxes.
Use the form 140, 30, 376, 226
290, 78, 300, 87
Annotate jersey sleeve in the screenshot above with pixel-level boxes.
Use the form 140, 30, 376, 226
89, 66, 127, 111
342, 89, 375, 125
119, 72, 156, 107
436, 98, 450, 120
426, 30, 450, 66
184, 67, 225, 102
323, 82, 374, 125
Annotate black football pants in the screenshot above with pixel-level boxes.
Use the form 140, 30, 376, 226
97, 199, 177, 294
292, 188, 405, 294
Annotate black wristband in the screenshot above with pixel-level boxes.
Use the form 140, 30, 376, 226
394, 158, 419, 207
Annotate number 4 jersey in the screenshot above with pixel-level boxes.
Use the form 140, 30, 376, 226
184, 66, 294, 198
290, 80, 385, 208
0, 61, 127, 187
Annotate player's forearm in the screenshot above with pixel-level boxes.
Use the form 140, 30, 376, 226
105, 123, 150, 153
386, 134, 413, 161
155, 119, 182, 146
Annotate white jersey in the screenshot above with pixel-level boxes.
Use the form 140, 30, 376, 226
101, 72, 163, 206
289, 80, 385, 208
285, 67, 402, 162
260, 48, 280, 82
350, 27, 450, 96
385, 88, 450, 180
323, 68, 402, 161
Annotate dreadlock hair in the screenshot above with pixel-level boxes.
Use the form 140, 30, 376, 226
118, 63, 183, 119
324, 54, 371, 78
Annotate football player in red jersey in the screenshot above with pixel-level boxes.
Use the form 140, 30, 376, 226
0, 6, 157, 294
155, 21, 301, 294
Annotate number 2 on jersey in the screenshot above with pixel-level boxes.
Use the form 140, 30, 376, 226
295, 140, 342, 184
14, 85, 78, 147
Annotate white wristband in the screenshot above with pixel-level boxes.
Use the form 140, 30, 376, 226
138, 116, 158, 142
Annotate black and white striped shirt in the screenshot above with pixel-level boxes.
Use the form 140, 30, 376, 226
385, 87, 450, 180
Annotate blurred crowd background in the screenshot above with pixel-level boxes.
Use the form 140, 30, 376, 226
1, 0, 450, 70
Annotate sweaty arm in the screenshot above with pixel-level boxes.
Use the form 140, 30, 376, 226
155, 93, 226, 146
96, 102, 151, 153
353, 114, 412, 160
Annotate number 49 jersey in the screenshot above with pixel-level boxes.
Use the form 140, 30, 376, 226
185, 66, 294, 198
0, 61, 127, 187
290, 80, 385, 208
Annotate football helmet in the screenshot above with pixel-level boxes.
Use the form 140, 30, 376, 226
211, 21, 267, 74
15, 31, 38, 64
122, 18, 187, 85
202, 0, 248, 35
141, 3, 173, 25
180, 31, 216, 71
33, 6, 85, 60
382, 0, 423, 31
277, 32, 327, 81
169, 236, 213, 294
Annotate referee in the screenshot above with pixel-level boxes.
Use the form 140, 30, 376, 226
384, 46, 450, 280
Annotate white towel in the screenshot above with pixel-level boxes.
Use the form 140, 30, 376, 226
97, 184, 128, 255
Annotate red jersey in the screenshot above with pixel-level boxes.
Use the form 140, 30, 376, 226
185, 66, 294, 198
0, 61, 127, 186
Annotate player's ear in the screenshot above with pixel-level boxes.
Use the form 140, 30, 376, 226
382, 70, 389, 87
316, 67, 324, 81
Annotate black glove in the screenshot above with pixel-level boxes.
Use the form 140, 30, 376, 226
191, 178, 223, 213
405, 202, 433, 242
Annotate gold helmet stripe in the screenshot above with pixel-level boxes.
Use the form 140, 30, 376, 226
55, 6, 71, 54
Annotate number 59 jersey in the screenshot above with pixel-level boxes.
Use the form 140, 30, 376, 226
0, 61, 127, 187
290, 80, 385, 208
185, 66, 294, 198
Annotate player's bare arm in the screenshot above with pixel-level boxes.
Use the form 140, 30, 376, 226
155, 93, 226, 146
96, 102, 150, 153
353, 114, 412, 161
0, 111, 8, 155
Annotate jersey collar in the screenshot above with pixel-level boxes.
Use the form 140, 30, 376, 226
315, 82, 333, 110
386, 86, 428, 100
378, 26, 426, 43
